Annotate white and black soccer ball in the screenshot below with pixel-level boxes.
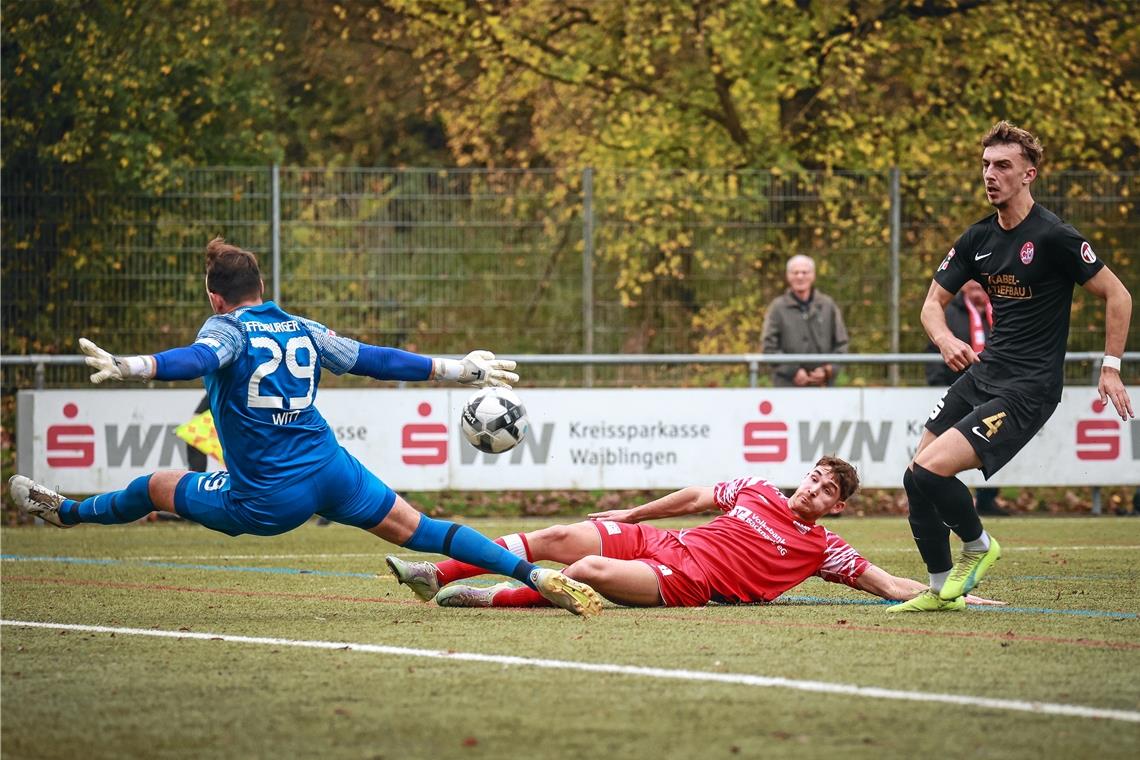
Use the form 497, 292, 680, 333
460, 387, 529, 454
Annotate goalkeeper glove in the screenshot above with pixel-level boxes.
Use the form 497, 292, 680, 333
433, 350, 518, 388
78, 338, 156, 384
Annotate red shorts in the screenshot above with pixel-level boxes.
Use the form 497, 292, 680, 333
590, 520, 711, 607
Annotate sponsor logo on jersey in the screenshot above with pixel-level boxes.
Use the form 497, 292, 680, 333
974, 251, 992, 261
792, 520, 813, 534
244, 319, 301, 334
1080, 241, 1097, 264
1019, 241, 1035, 265
986, 273, 1031, 299
938, 247, 956, 272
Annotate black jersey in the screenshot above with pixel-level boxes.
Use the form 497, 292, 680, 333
933, 203, 1104, 401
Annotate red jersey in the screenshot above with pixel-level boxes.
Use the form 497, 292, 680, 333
674, 477, 869, 603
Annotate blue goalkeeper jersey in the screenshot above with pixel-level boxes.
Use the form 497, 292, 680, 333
194, 302, 357, 494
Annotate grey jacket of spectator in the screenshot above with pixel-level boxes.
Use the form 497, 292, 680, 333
761, 289, 849, 387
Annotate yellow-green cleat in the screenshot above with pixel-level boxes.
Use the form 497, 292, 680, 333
939, 537, 1002, 600
436, 581, 514, 608
887, 589, 966, 613
530, 568, 603, 618
385, 555, 441, 602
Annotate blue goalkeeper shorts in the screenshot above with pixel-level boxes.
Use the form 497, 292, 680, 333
173, 446, 397, 537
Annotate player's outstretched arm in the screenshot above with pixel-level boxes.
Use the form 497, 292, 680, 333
588, 486, 715, 523
432, 350, 519, 388
344, 343, 516, 387
79, 338, 155, 384
853, 564, 1005, 605
80, 338, 222, 384
1082, 267, 1134, 421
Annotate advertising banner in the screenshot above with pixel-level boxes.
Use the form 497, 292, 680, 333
18, 387, 1138, 493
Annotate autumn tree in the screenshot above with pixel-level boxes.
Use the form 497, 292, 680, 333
368, 0, 1139, 357
2, 0, 291, 351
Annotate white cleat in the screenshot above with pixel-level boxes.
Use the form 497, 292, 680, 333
435, 582, 514, 608
9, 475, 72, 528
385, 555, 441, 601
530, 568, 603, 618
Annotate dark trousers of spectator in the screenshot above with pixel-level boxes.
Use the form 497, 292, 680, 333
974, 486, 1004, 516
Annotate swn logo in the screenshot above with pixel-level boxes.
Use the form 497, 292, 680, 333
1075, 398, 1134, 461
401, 402, 448, 465
46, 403, 187, 467
743, 400, 893, 463
47, 403, 94, 467
461, 422, 551, 465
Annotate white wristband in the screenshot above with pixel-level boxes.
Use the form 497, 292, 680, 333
433, 358, 463, 382
122, 355, 156, 379
1102, 355, 1122, 372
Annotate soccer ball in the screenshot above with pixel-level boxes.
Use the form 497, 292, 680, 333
460, 387, 529, 454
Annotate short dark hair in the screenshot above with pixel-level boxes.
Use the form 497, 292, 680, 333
815, 455, 859, 501
982, 120, 1044, 167
205, 237, 262, 304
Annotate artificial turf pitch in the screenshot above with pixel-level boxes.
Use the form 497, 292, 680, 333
2, 515, 1138, 759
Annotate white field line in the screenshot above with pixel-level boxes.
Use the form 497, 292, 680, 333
4, 619, 1139, 724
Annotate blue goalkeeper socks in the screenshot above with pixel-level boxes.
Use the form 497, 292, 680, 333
404, 515, 538, 589
60, 475, 156, 525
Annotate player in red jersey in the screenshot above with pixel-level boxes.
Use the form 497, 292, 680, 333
386, 456, 998, 610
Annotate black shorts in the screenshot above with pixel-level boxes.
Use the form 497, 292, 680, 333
924, 372, 1058, 479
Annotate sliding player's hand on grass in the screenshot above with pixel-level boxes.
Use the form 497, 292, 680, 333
962, 594, 1006, 605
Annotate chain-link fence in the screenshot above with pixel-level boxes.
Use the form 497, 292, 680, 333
3, 167, 1137, 389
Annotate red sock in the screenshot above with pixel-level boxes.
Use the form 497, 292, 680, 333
436, 533, 532, 585
491, 585, 550, 608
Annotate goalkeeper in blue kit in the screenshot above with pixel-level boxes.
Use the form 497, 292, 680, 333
9, 237, 602, 618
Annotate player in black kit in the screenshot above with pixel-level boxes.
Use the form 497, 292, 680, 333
892, 121, 1134, 612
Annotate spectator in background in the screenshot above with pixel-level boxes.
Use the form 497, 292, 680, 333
925, 280, 1005, 516
762, 254, 849, 387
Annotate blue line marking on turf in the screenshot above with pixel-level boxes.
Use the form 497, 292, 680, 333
4, 555, 1135, 618
1007, 575, 1126, 581
0, 554, 376, 579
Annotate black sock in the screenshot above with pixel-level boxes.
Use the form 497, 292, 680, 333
911, 463, 983, 543
904, 466, 952, 574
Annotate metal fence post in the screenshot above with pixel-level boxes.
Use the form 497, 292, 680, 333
889, 166, 901, 387
582, 167, 595, 388
271, 163, 281, 304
